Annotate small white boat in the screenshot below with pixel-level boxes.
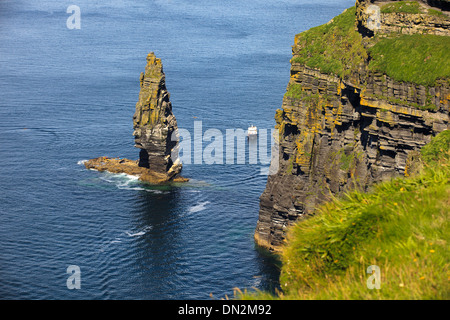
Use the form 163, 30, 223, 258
247, 125, 257, 136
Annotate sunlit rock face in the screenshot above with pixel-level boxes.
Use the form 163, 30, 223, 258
133, 52, 181, 176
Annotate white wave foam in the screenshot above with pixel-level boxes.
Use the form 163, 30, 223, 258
116, 174, 140, 188
99, 172, 142, 190
146, 189, 165, 194
125, 226, 152, 237
126, 231, 145, 237
188, 201, 210, 213
99, 238, 122, 252
77, 159, 88, 165
127, 186, 146, 191
99, 176, 114, 183
97, 171, 170, 194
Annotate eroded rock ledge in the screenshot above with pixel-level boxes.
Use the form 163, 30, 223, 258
85, 52, 187, 184
84, 157, 188, 184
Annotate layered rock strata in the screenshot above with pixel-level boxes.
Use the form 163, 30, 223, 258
255, 2, 449, 251
85, 52, 185, 184
133, 52, 181, 175
357, 0, 450, 36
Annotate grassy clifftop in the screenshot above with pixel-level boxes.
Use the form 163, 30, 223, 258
241, 130, 450, 299
292, 4, 450, 86
292, 6, 367, 79
368, 34, 450, 86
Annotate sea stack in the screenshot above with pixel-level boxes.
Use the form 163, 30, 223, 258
84, 52, 186, 184
133, 52, 181, 176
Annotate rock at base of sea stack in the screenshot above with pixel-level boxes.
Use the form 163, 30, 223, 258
84, 157, 188, 184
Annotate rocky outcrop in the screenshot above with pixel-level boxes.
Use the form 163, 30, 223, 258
85, 52, 185, 184
379, 11, 450, 36
357, 0, 450, 36
133, 52, 182, 175
255, 1, 449, 251
84, 157, 188, 184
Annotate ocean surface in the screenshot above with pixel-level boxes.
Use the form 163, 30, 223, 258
0, 0, 354, 299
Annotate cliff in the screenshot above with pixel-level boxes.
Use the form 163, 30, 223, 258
85, 52, 186, 184
254, 1, 450, 251
241, 131, 450, 300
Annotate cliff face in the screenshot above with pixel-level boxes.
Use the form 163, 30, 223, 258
133, 52, 181, 176
255, 1, 450, 251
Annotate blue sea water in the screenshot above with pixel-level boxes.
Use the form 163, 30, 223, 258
0, 0, 354, 299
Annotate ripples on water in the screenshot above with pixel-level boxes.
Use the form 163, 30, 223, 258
0, 0, 354, 299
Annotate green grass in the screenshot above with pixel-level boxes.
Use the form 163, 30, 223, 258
365, 92, 438, 111
421, 130, 450, 163
339, 150, 355, 171
291, 6, 367, 79
284, 83, 305, 100
368, 34, 450, 86
239, 130, 450, 300
380, 1, 422, 14
284, 82, 330, 105
286, 156, 294, 174
428, 8, 447, 18
291, 5, 450, 87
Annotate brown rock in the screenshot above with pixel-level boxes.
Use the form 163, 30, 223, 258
84, 157, 188, 184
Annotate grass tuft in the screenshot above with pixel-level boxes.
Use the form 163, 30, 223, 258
380, 1, 422, 14
421, 130, 450, 163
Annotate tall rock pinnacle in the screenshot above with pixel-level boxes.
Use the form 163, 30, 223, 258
133, 52, 181, 176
